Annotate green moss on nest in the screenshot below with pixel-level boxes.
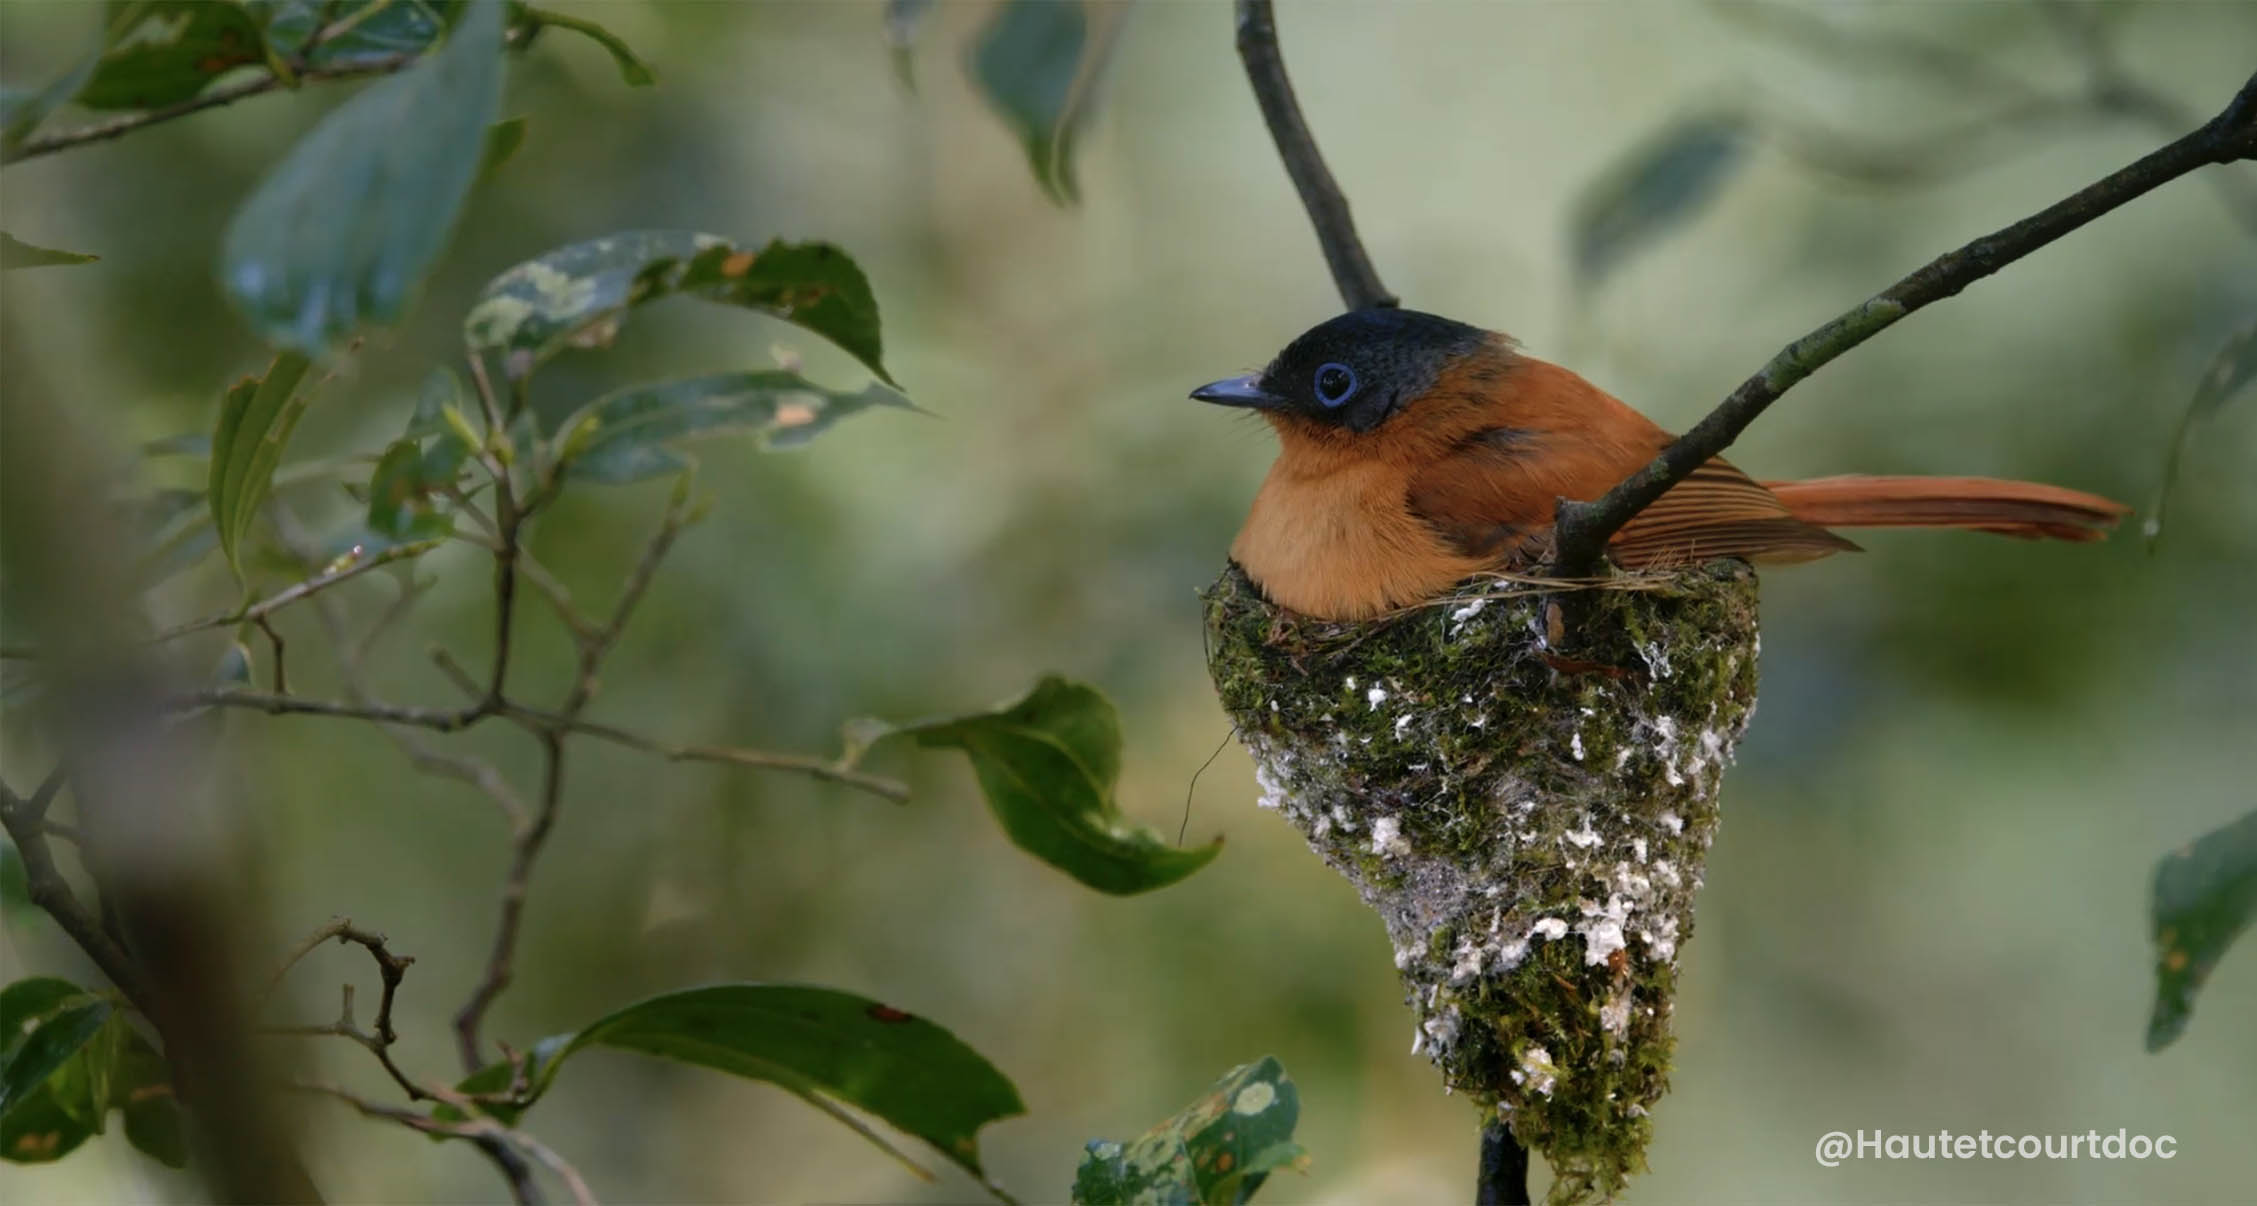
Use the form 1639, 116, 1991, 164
1202, 563, 1760, 1204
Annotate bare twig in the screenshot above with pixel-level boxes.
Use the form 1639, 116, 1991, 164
260, 918, 423, 1102
0, 776, 152, 1009
1549, 71, 2257, 576
1232, 0, 1396, 311
556, 717, 911, 803
2, 57, 416, 167
288, 1081, 565, 1206
151, 541, 438, 644
178, 689, 489, 730
453, 729, 565, 1072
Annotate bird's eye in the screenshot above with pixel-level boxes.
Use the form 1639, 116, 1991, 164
1313, 362, 1357, 407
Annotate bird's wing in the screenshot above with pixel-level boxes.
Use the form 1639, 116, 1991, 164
1609, 460, 1861, 567
1408, 435, 1856, 569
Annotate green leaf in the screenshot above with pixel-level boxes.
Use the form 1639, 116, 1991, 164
454, 984, 1024, 1178
76, 1, 266, 111
208, 349, 318, 576
2146, 808, 2257, 1051
2146, 317, 2257, 547
1, 991, 110, 1118
555, 371, 914, 485
479, 114, 528, 179
1570, 113, 1749, 292
968, 0, 1117, 204
1, 47, 101, 159
251, 0, 447, 69
1, 233, 99, 270
220, 0, 506, 353
895, 677, 1222, 895
365, 431, 467, 542
515, 4, 655, 87
465, 232, 895, 384
0, 981, 184, 1168
1073, 1057, 1307, 1206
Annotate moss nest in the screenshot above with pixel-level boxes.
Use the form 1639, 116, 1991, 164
1201, 562, 1761, 1204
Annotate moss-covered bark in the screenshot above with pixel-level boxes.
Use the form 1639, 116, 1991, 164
1202, 563, 1760, 1203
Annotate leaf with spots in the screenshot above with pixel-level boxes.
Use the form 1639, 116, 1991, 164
2146, 316, 2257, 548
2145, 807, 2257, 1051
220, 0, 506, 353
208, 348, 318, 577
890, 676, 1222, 895
1570, 113, 1750, 293
967, 0, 1120, 205
1073, 1057, 1307, 1206
75, 1, 266, 111
464, 231, 895, 384
449, 984, 1023, 1181
2, 233, 98, 270
554, 371, 915, 485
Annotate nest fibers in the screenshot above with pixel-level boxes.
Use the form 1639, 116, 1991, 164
1202, 561, 1760, 1204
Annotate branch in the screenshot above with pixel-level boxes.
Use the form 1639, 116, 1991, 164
1233, 0, 1396, 310
0, 776, 153, 1009
1549, 70, 2257, 576
1477, 1119, 1532, 1206
259, 918, 422, 1103
2, 56, 416, 167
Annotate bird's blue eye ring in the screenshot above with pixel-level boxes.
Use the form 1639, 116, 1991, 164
1314, 362, 1356, 407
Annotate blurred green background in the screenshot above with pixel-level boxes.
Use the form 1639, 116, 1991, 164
3, 1, 2255, 1201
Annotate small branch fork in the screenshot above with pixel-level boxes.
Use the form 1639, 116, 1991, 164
1547, 70, 2257, 576
260, 917, 570, 1206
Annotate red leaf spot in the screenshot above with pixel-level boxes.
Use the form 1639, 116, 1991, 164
866, 1003, 913, 1024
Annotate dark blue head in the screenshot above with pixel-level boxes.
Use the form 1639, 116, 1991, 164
1191, 308, 1491, 433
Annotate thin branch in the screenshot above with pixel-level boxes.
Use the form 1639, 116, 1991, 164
1, 56, 416, 166
1477, 1118, 1532, 1206
288, 1082, 558, 1206
554, 717, 911, 804
1550, 71, 2257, 576
1232, 0, 1396, 311
0, 776, 153, 1009
178, 689, 488, 731
150, 540, 437, 644
453, 730, 565, 1072
259, 918, 422, 1103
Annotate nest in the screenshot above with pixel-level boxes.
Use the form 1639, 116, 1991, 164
1202, 562, 1761, 1203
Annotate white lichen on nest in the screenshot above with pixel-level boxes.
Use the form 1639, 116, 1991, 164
1204, 561, 1761, 1205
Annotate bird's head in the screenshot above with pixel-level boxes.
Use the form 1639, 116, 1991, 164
1190, 308, 1496, 434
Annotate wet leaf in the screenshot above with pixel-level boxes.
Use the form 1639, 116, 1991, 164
251, 0, 447, 69
1, 233, 98, 270
556, 371, 914, 485
518, 5, 655, 87
1570, 113, 1750, 292
1073, 1057, 1306, 1206
76, 1, 266, 111
220, 0, 506, 353
453, 984, 1023, 1178
893, 677, 1222, 895
968, 0, 1116, 204
208, 349, 317, 576
465, 231, 894, 384
2146, 317, 2257, 547
2146, 807, 2257, 1051
1, 985, 110, 1118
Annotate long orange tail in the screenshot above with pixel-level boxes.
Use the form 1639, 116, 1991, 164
1763, 475, 2131, 543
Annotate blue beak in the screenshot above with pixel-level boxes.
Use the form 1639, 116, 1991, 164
1191, 374, 1285, 410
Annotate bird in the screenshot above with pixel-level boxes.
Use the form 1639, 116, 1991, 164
1192, 308, 2129, 621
